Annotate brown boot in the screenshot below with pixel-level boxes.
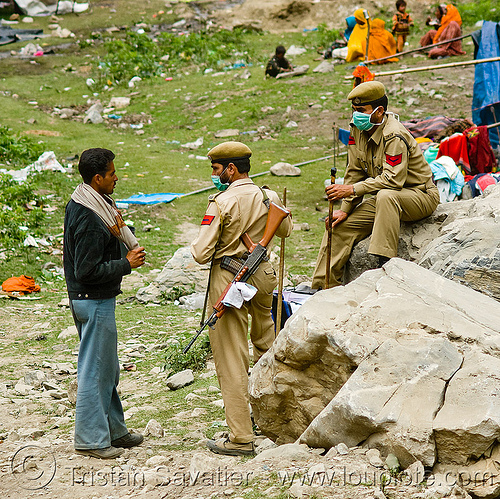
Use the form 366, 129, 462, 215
206, 438, 255, 456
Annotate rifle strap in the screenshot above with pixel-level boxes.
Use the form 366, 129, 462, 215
200, 257, 214, 328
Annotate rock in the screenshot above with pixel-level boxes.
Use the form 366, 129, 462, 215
249, 258, 500, 469
58, 297, 70, 308
286, 45, 307, 56
178, 292, 205, 310
345, 183, 500, 301
166, 369, 194, 390
288, 483, 312, 498
215, 129, 240, 138
14, 382, 34, 395
313, 61, 335, 73
109, 97, 130, 109
181, 137, 203, 149
58, 325, 78, 340
385, 453, 400, 472
136, 247, 210, 304
255, 437, 277, 455
24, 370, 50, 388
366, 448, 384, 468
145, 419, 164, 437
285, 120, 298, 128
404, 460, 425, 485
336, 443, 349, 455
253, 443, 312, 462
59, 108, 75, 119
433, 350, 500, 465
67, 379, 78, 405
83, 102, 104, 124
189, 452, 235, 486
146, 455, 168, 467
270, 162, 301, 177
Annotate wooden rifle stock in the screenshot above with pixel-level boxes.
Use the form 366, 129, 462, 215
241, 202, 290, 252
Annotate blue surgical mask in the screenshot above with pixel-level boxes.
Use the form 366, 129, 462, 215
352, 107, 381, 131
211, 167, 229, 191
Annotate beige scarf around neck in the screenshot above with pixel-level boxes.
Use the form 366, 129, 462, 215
71, 183, 139, 250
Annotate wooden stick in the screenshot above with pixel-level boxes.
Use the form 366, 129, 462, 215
325, 166, 337, 289
275, 187, 287, 335
486, 121, 500, 129
365, 33, 473, 64
345, 56, 500, 79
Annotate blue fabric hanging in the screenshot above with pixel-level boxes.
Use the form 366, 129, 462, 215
472, 21, 500, 148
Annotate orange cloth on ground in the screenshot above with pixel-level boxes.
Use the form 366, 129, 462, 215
346, 9, 369, 62
433, 4, 462, 44
368, 18, 399, 63
1, 275, 41, 294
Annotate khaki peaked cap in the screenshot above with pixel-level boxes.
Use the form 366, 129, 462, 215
207, 141, 252, 163
347, 81, 386, 106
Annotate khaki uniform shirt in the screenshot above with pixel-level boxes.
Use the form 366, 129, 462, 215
191, 178, 292, 264
341, 113, 435, 214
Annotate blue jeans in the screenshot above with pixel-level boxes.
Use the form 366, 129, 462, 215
70, 298, 128, 449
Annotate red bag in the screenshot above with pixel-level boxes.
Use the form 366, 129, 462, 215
1, 275, 41, 294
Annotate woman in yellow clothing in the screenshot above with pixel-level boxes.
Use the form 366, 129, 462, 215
368, 18, 399, 64
346, 9, 369, 62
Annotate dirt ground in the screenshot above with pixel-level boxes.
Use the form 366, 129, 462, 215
213, 0, 438, 32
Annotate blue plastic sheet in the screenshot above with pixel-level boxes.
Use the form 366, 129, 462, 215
118, 193, 183, 205
472, 21, 500, 148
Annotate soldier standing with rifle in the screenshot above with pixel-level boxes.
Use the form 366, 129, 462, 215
191, 141, 292, 456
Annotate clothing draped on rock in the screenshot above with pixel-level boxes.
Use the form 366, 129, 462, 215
368, 18, 398, 63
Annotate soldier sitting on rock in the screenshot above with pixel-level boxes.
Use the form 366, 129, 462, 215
311, 81, 440, 289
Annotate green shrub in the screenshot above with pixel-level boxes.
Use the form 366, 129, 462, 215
164, 335, 211, 373
0, 174, 46, 247
94, 28, 253, 87
0, 126, 44, 167
458, 1, 500, 25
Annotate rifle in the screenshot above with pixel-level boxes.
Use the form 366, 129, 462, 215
183, 201, 291, 353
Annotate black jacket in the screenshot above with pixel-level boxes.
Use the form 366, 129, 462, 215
63, 199, 131, 300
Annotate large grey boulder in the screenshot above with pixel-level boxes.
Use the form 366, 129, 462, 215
136, 247, 209, 304
344, 183, 500, 301
249, 258, 500, 470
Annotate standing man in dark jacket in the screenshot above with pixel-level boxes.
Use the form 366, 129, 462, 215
64, 148, 146, 459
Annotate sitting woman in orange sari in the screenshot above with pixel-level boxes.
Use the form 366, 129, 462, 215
420, 4, 466, 58
346, 9, 369, 62
368, 18, 399, 64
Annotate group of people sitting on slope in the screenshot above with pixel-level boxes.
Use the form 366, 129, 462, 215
264, 2, 466, 77
342, 2, 465, 65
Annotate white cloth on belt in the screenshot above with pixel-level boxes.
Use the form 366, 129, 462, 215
222, 282, 258, 309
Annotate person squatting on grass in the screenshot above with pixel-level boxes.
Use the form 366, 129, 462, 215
64, 148, 146, 459
311, 81, 440, 289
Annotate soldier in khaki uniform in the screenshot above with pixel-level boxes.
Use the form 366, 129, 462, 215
191, 142, 292, 456
312, 81, 440, 288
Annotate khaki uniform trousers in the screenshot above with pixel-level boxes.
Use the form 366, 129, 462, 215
208, 260, 277, 443
312, 186, 440, 289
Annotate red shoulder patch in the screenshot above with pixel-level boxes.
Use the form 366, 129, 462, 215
348, 135, 356, 145
201, 215, 215, 226
385, 153, 402, 167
